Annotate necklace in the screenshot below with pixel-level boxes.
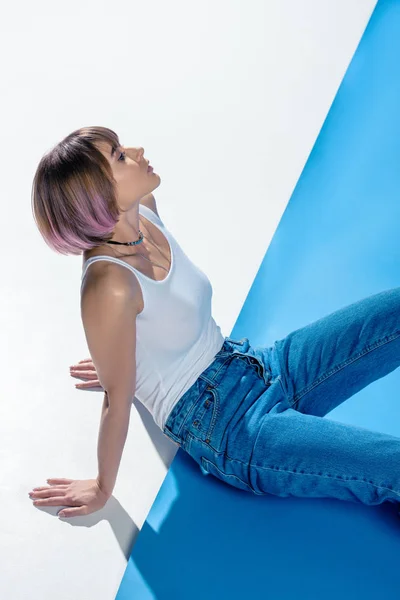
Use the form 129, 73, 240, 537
105, 217, 171, 273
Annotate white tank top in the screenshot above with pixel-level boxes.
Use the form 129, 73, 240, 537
81, 204, 225, 431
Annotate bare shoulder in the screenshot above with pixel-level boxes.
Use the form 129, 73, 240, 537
81, 261, 143, 315
140, 193, 160, 218
79, 262, 140, 402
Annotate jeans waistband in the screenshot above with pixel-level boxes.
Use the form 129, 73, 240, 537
163, 337, 247, 445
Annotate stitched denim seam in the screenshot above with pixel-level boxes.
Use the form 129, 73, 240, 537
196, 388, 221, 441
188, 431, 217, 454
291, 329, 400, 408
186, 432, 267, 496
201, 457, 265, 495
189, 437, 400, 499
224, 454, 266, 495
198, 353, 234, 388
274, 342, 291, 405
247, 464, 400, 498
177, 355, 232, 439
185, 430, 192, 455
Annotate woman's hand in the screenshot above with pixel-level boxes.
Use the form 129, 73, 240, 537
69, 358, 104, 391
29, 478, 110, 518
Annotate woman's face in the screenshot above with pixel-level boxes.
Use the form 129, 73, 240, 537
97, 141, 160, 208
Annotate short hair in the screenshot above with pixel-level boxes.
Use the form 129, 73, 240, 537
31, 125, 122, 256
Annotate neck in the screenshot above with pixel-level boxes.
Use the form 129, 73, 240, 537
109, 202, 142, 243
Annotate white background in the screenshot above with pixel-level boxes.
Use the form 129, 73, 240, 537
0, 1, 377, 598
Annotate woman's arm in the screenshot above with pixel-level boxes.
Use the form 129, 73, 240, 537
96, 392, 131, 496
81, 266, 139, 496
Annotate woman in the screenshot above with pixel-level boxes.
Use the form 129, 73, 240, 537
29, 125, 400, 519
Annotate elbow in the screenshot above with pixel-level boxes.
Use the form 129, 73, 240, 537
106, 391, 134, 412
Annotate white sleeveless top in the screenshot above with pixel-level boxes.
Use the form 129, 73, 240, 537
81, 204, 225, 431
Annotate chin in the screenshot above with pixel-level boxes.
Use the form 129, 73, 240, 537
151, 172, 161, 188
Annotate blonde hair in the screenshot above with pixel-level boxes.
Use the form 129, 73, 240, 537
31, 125, 122, 255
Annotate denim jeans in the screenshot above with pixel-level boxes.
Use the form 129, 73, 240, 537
163, 287, 400, 507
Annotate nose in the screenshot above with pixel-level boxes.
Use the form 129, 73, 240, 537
135, 147, 144, 160
125, 146, 145, 163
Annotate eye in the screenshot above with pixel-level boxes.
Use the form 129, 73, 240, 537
118, 151, 126, 162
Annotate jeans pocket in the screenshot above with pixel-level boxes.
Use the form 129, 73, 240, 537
190, 386, 219, 445
200, 456, 258, 494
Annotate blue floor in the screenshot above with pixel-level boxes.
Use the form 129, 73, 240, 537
116, 1, 400, 597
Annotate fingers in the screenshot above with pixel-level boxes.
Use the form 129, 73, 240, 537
32, 484, 69, 491
70, 369, 98, 380
30, 479, 72, 506
47, 478, 74, 484
30, 488, 66, 499
70, 365, 96, 374
75, 381, 103, 390
59, 506, 88, 518
33, 498, 67, 507
69, 365, 103, 390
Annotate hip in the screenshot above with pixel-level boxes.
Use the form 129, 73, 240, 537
163, 336, 287, 466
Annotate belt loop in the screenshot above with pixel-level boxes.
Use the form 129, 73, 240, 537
200, 373, 216, 388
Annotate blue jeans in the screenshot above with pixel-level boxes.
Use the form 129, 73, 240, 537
163, 287, 400, 507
